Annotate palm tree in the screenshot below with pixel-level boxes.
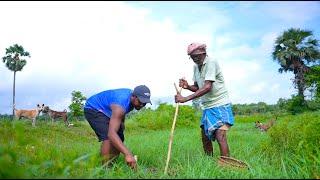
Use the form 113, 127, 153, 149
2, 44, 30, 119
272, 28, 320, 101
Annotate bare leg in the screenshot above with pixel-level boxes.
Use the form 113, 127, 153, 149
64, 117, 69, 126
32, 118, 36, 127
101, 140, 120, 167
201, 127, 213, 156
215, 129, 229, 157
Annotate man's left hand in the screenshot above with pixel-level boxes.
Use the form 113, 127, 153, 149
175, 94, 186, 103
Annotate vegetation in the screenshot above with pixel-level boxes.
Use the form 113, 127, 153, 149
0, 107, 319, 178
68, 91, 86, 120
305, 65, 320, 102
232, 98, 320, 116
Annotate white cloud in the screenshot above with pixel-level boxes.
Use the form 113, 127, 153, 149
49, 97, 71, 112
0, 2, 201, 113
270, 84, 280, 92
0, 1, 318, 114
215, 36, 232, 48
250, 82, 266, 94
259, 32, 279, 56
222, 59, 261, 82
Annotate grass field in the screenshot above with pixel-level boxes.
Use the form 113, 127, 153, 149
0, 111, 319, 178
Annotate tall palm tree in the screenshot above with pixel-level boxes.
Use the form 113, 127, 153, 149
272, 28, 320, 101
2, 44, 30, 119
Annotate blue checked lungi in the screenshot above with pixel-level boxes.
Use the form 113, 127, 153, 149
200, 103, 234, 140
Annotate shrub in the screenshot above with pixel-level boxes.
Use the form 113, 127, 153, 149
126, 103, 200, 131
260, 111, 320, 177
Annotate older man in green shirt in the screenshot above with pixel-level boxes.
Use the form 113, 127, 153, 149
175, 42, 234, 157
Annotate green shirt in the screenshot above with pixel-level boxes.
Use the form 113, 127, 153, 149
192, 56, 231, 109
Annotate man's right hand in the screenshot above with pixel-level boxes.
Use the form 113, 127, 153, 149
125, 154, 137, 170
179, 78, 189, 89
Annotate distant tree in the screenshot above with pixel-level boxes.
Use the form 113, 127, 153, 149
277, 98, 289, 110
257, 102, 268, 113
2, 44, 30, 119
232, 104, 239, 115
272, 28, 320, 101
305, 65, 320, 101
287, 95, 308, 114
69, 90, 86, 120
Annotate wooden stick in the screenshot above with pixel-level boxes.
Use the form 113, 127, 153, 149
174, 82, 179, 94
164, 83, 182, 175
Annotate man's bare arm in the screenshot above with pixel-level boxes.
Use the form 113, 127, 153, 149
179, 78, 199, 92
108, 104, 131, 156
175, 80, 213, 103
187, 81, 199, 92
108, 104, 136, 169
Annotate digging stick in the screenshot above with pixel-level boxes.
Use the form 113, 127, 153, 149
164, 83, 182, 175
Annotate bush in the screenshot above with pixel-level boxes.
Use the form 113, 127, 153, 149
260, 111, 320, 177
235, 113, 279, 123
125, 103, 200, 131
267, 111, 320, 154
306, 99, 320, 111
286, 95, 308, 114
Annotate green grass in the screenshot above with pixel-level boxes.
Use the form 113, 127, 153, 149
0, 112, 319, 178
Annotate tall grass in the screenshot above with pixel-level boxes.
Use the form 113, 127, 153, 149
0, 110, 319, 178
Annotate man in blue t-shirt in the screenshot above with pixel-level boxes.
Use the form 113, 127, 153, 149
84, 85, 151, 169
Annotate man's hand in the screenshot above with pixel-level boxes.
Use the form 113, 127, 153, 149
179, 78, 189, 89
125, 154, 137, 170
175, 93, 186, 103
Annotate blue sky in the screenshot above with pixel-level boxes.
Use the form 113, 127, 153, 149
0, 1, 320, 114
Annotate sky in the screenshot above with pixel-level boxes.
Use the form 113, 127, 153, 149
1, 1, 320, 114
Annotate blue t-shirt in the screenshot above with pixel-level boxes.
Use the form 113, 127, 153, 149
84, 88, 133, 118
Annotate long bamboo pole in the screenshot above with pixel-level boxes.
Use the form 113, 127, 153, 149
164, 83, 182, 175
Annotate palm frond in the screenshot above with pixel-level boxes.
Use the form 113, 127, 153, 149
2, 44, 30, 72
